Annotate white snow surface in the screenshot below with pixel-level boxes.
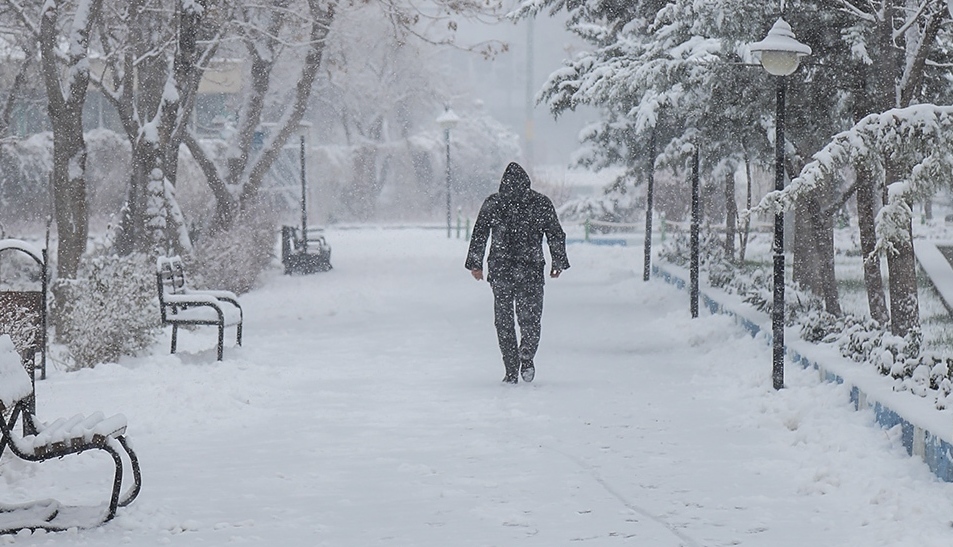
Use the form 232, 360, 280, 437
0, 335, 31, 409
3, 228, 953, 545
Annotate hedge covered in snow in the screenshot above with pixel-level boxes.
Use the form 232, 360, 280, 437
660, 232, 953, 409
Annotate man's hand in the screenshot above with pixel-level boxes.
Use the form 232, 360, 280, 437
550, 268, 562, 279
471, 268, 484, 281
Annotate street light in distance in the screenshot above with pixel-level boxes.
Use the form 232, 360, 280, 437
437, 107, 461, 239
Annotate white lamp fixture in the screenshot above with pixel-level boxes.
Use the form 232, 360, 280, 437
749, 18, 812, 76
436, 108, 460, 131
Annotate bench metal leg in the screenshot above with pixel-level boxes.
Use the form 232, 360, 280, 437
170, 324, 178, 354
0, 428, 142, 533
116, 436, 142, 508
237, 324, 243, 347
217, 325, 224, 361
104, 442, 124, 522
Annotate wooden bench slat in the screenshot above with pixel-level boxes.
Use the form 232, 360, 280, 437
27, 412, 127, 455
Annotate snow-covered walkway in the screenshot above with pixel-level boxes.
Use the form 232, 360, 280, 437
4, 228, 953, 545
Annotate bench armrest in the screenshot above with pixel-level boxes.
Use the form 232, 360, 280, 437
184, 289, 241, 308
162, 293, 222, 307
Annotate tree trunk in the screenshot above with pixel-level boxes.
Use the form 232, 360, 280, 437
810, 198, 841, 316
115, 139, 161, 255
789, 134, 841, 314
884, 161, 919, 337
236, 0, 334, 215
792, 199, 814, 289
886, 219, 919, 337
183, 133, 238, 227
855, 163, 889, 325
40, 0, 103, 279
723, 170, 737, 261
49, 121, 89, 279
739, 149, 752, 262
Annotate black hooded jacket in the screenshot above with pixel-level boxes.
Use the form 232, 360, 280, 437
465, 162, 570, 285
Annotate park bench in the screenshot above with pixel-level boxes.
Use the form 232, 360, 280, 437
0, 335, 141, 533
156, 256, 243, 361
280, 225, 332, 274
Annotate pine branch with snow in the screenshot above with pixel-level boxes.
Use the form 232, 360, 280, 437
746, 105, 953, 253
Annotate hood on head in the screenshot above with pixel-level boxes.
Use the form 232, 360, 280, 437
499, 162, 531, 199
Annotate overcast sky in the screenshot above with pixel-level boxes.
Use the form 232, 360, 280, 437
451, 8, 597, 169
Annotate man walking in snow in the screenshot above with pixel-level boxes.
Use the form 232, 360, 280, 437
465, 162, 570, 384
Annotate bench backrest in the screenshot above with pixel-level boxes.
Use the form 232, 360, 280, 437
156, 256, 187, 297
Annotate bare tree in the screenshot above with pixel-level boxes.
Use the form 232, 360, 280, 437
2, 0, 103, 278
185, 0, 504, 230
92, 0, 225, 255
184, 0, 333, 229
0, 22, 38, 138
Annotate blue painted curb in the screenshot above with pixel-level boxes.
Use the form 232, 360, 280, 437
652, 263, 953, 482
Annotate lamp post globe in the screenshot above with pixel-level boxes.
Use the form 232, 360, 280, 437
750, 18, 812, 75
437, 107, 460, 238
749, 18, 810, 390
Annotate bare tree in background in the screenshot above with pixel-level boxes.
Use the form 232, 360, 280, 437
2, 0, 103, 279
92, 0, 226, 255
0, 19, 38, 138
184, 0, 333, 230
185, 0, 503, 230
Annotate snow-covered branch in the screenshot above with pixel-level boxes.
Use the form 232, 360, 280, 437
745, 105, 953, 249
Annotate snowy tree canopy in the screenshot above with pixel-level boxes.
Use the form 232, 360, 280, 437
748, 104, 953, 255
518, 0, 953, 191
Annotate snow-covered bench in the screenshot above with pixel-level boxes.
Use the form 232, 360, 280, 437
156, 256, 243, 361
0, 335, 141, 533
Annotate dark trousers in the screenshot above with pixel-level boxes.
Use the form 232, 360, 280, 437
492, 281, 544, 376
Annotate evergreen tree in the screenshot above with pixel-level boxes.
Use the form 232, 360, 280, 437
520, 0, 953, 335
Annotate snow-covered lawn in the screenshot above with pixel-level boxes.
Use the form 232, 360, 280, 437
3, 227, 953, 545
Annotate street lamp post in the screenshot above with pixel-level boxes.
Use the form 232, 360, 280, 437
690, 144, 700, 319
437, 107, 460, 238
298, 122, 313, 251
643, 126, 657, 282
749, 18, 811, 390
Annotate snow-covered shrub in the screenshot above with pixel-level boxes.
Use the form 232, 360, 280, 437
53, 254, 159, 370
0, 305, 39, 355
190, 206, 277, 295
660, 230, 825, 324
0, 247, 44, 355
660, 232, 953, 408
557, 177, 640, 227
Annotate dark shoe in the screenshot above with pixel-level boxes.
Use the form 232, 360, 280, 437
502, 374, 518, 384
520, 360, 535, 383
